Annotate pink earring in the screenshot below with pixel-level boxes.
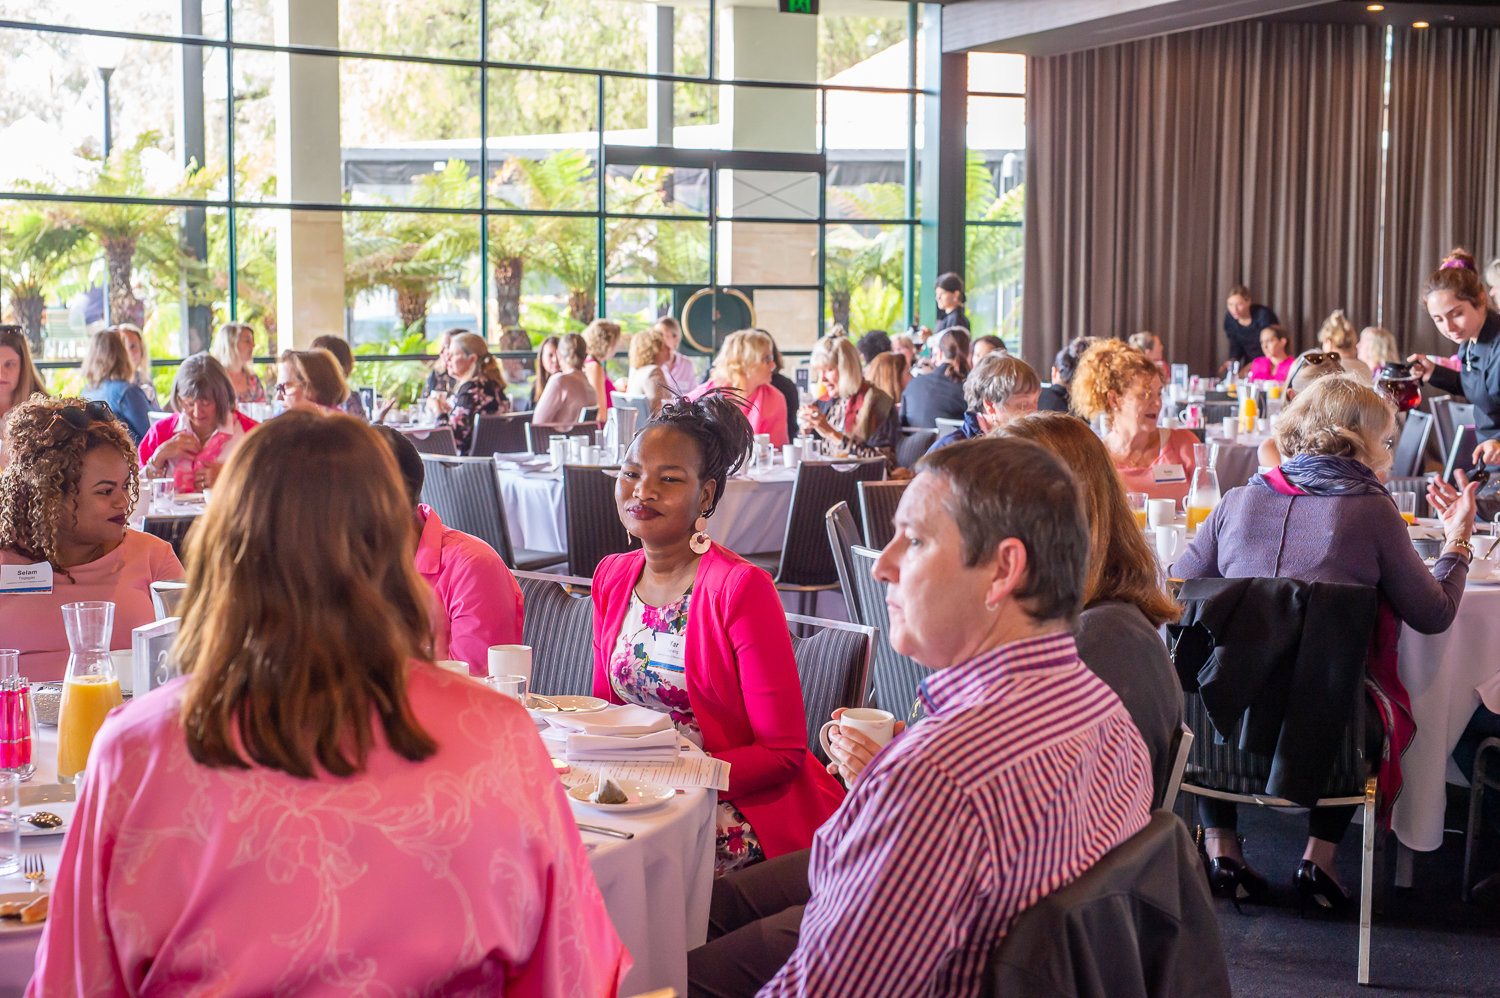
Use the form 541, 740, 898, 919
690, 514, 711, 554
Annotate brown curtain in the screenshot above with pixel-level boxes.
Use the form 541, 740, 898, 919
1383, 27, 1500, 358
1022, 23, 1385, 377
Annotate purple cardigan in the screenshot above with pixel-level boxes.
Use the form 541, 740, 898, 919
1171, 482, 1466, 635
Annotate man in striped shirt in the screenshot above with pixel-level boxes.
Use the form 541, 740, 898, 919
688, 436, 1154, 998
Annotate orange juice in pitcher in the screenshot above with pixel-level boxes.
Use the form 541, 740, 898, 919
57, 602, 125, 783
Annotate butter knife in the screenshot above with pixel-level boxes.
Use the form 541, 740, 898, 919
576, 822, 633, 840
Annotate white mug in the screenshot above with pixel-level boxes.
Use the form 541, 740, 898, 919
549, 438, 567, 468
488, 644, 533, 682
783, 443, 801, 468
1147, 498, 1177, 528
819, 707, 895, 759
1221, 417, 1238, 441
1155, 524, 1188, 563
581, 445, 599, 466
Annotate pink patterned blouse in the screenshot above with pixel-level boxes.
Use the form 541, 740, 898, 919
28, 665, 629, 998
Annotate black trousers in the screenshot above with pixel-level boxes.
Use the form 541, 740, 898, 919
686, 849, 811, 998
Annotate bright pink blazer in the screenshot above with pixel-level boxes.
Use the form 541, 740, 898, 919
688, 381, 789, 447
416, 504, 524, 675
137, 410, 259, 467
591, 544, 844, 858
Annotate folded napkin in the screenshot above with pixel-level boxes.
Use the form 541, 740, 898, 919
566, 727, 681, 762
545, 704, 673, 737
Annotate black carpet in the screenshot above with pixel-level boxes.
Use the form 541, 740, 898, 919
1200, 786, 1500, 996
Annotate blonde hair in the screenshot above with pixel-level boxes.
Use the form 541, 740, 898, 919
449, 332, 504, 386
1273, 375, 1395, 475
710, 330, 775, 393
80, 329, 134, 387
629, 327, 667, 370
582, 319, 622, 360
211, 322, 257, 374
1359, 326, 1400, 367
1069, 340, 1161, 420
1318, 309, 1358, 352
279, 348, 350, 407
557, 332, 588, 370
809, 334, 864, 399
116, 323, 149, 381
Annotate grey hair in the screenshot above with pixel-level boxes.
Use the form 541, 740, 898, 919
170, 352, 238, 424
964, 354, 1041, 410
1273, 374, 1395, 475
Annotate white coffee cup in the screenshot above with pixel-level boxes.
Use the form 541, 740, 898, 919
548, 438, 567, 469
819, 707, 896, 759
436, 660, 472, 678
581, 445, 599, 466
488, 644, 533, 682
1468, 557, 1495, 582
1147, 498, 1177, 528
110, 649, 134, 695
783, 443, 801, 468
1221, 417, 1239, 441
1155, 523, 1188, 563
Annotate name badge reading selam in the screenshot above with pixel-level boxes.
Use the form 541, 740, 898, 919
0, 562, 53, 595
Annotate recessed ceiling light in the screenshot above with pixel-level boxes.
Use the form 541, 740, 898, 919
1413, 20, 1429, 28
1367, 4, 1383, 10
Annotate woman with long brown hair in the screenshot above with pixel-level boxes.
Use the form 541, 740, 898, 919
29, 409, 627, 995
0, 324, 47, 458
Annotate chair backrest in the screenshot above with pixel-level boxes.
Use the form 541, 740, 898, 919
611, 392, 652, 430
1445, 423, 1479, 483
773, 459, 887, 587
984, 811, 1231, 998
934, 416, 964, 432
468, 411, 533, 456
787, 613, 875, 765
418, 455, 517, 568
1429, 395, 1455, 459
140, 515, 196, 560
515, 571, 597, 697
1450, 401, 1476, 432
1390, 409, 1432, 478
581, 405, 600, 423
896, 428, 938, 469
1201, 401, 1238, 425
562, 465, 632, 577
403, 426, 458, 456
150, 580, 188, 621
1161, 722, 1193, 812
857, 479, 908, 550
825, 501, 865, 624
850, 544, 928, 722
529, 421, 599, 455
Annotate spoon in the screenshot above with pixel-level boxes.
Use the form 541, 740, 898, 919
24, 812, 62, 830
526, 694, 579, 713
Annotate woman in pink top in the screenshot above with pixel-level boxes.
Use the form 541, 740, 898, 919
0, 397, 184, 682
1247, 325, 1295, 383
29, 409, 626, 998
139, 353, 259, 492
687, 329, 789, 447
592, 392, 844, 876
582, 318, 622, 417
378, 425, 525, 675
1072, 339, 1199, 503
533, 332, 599, 428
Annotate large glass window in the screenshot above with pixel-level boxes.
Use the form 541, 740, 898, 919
964, 55, 1025, 349
0, 0, 996, 389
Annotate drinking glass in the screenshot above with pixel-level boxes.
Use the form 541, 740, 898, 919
1126, 492, 1149, 530
150, 478, 174, 513
1391, 491, 1417, 525
490, 674, 528, 701
0, 651, 32, 781
57, 602, 124, 784
0, 774, 17, 877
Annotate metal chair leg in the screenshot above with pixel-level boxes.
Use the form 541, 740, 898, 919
1358, 774, 1377, 986
1463, 752, 1484, 902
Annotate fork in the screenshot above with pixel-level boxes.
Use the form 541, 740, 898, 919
21, 854, 42, 892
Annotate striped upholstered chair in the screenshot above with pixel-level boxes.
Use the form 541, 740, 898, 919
787, 614, 874, 767
515, 572, 596, 698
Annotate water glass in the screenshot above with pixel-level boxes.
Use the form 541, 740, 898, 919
490, 674, 528, 701
150, 477, 175, 512
0, 774, 17, 877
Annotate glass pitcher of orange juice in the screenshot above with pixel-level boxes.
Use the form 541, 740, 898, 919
57, 601, 124, 783
1186, 466, 1222, 531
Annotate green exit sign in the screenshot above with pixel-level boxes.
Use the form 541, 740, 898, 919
779, 0, 818, 13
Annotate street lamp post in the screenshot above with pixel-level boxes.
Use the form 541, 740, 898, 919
80, 34, 126, 161
98, 65, 115, 160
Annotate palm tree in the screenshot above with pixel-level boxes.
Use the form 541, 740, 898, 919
508, 149, 599, 324
964, 152, 1024, 337
826, 182, 906, 332
0, 207, 88, 351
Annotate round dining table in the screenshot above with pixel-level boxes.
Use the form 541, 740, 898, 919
496, 455, 799, 556
0, 695, 716, 998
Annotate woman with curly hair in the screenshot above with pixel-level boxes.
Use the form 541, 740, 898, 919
1072, 339, 1200, 503
0, 397, 184, 681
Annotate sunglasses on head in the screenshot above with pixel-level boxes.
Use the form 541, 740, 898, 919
49, 401, 115, 431
1300, 352, 1341, 367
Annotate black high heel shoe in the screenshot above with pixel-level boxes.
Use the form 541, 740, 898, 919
1294, 860, 1352, 917
1198, 832, 1270, 912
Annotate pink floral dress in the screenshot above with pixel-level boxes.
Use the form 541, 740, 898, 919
608, 587, 765, 876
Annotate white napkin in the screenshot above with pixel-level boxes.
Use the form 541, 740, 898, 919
545, 704, 673, 737
566, 728, 681, 762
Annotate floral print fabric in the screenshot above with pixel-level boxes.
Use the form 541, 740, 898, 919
443, 375, 511, 453
608, 589, 765, 876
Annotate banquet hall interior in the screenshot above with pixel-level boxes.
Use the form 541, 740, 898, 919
3, 0, 1500, 995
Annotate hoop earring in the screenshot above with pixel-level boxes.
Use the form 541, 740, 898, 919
690, 514, 711, 555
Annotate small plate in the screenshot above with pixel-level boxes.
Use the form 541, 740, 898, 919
526, 695, 608, 714
0, 893, 47, 933
172, 492, 206, 504
568, 779, 674, 813
19, 802, 74, 838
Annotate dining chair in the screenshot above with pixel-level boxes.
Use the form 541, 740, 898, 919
468, 411, 533, 456
824, 501, 865, 624
849, 544, 928, 723
580, 405, 600, 422
1461, 736, 1500, 902
1449, 401, 1476, 433
149, 580, 188, 621
529, 421, 599, 455
1390, 409, 1433, 479
562, 465, 633, 577
786, 613, 875, 766
1429, 396, 1456, 461
1384, 477, 1431, 518
1444, 424, 1479, 484
934, 416, 964, 433
402, 425, 458, 456
857, 480, 908, 550
514, 571, 597, 698
1161, 722, 1194, 813
896, 428, 938, 469
141, 515, 196, 561
744, 457, 886, 617
983, 811, 1231, 998
1201, 402, 1238, 426
610, 392, 653, 430
418, 454, 566, 572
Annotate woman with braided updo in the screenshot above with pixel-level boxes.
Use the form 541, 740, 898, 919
0, 397, 184, 681
590, 390, 844, 876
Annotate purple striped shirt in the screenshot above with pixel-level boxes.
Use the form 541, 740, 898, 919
757, 631, 1153, 998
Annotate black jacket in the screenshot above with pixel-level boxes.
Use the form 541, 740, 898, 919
1166, 577, 1377, 805
1222, 304, 1277, 365
985, 812, 1231, 998
901, 366, 967, 428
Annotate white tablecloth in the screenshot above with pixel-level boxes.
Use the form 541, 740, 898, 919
0, 706, 716, 998
1391, 583, 1500, 852
498, 460, 798, 557
1204, 431, 1270, 491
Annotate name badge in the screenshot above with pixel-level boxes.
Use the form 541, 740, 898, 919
649, 633, 688, 673
1153, 463, 1187, 484
0, 562, 53, 595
